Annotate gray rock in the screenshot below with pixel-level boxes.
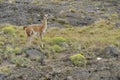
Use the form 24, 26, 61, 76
15, 0, 33, 4
25, 47, 45, 65
115, 22, 120, 27
0, 73, 7, 80
66, 76, 73, 80
26, 49, 41, 59
102, 46, 119, 58
65, 16, 95, 26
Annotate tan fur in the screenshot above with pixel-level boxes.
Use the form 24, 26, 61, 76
23, 14, 48, 46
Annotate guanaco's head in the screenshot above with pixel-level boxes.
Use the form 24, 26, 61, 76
44, 14, 48, 20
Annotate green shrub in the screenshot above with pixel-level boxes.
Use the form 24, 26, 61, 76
69, 8, 76, 13
6, 46, 22, 54
6, 46, 14, 53
0, 41, 4, 46
0, 56, 2, 64
0, 0, 3, 3
0, 36, 6, 42
14, 47, 21, 54
43, 36, 52, 44
100, 7, 105, 11
11, 56, 31, 67
51, 45, 64, 52
2, 26, 16, 35
70, 53, 87, 67
0, 66, 11, 74
52, 36, 67, 46
111, 13, 118, 18
9, 0, 15, 3
0, 49, 4, 53
32, 0, 42, 5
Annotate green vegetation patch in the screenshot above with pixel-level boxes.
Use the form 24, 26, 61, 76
51, 45, 64, 52
52, 36, 67, 46
0, 17, 119, 67
6, 46, 14, 53
0, 0, 3, 3
2, 25, 16, 36
70, 53, 87, 67
0, 66, 11, 74
11, 56, 31, 67
14, 47, 22, 55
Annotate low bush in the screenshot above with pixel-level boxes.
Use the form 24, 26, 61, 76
14, 47, 22, 55
6, 46, 14, 53
51, 45, 64, 52
52, 36, 67, 46
0, 41, 4, 46
10, 56, 31, 67
0, 66, 11, 74
2, 26, 16, 36
70, 53, 87, 67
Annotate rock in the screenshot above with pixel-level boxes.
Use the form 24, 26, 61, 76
26, 49, 41, 58
57, 18, 69, 25
0, 73, 7, 80
103, 46, 119, 58
115, 22, 120, 27
66, 16, 95, 26
68, 69, 90, 80
15, 0, 33, 4
25, 47, 45, 65
66, 76, 73, 80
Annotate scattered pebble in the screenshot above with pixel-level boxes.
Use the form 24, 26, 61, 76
97, 57, 102, 61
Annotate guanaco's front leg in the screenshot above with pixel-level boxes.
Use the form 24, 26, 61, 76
38, 33, 44, 48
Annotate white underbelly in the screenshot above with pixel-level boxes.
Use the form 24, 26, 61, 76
33, 31, 38, 35
31, 28, 39, 36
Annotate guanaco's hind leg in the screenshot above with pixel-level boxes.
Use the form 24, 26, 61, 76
25, 29, 34, 47
26, 35, 33, 47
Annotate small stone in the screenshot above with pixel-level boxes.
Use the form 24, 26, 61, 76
67, 76, 73, 80
97, 57, 102, 61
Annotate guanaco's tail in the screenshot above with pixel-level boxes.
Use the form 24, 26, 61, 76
23, 26, 27, 30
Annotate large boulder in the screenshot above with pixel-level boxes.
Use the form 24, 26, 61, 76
25, 47, 45, 65
102, 46, 120, 58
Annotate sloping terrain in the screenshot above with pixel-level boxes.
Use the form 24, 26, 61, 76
0, 0, 120, 80
0, 19, 119, 80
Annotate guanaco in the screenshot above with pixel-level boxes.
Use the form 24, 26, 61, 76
23, 14, 48, 47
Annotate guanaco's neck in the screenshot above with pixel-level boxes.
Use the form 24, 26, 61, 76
42, 18, 47, 33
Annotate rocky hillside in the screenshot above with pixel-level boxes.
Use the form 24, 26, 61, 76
0, 0, 120, 27
0, 0, 120, 80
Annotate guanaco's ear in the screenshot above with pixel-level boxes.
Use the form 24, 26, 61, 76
44, 14, 48, 17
